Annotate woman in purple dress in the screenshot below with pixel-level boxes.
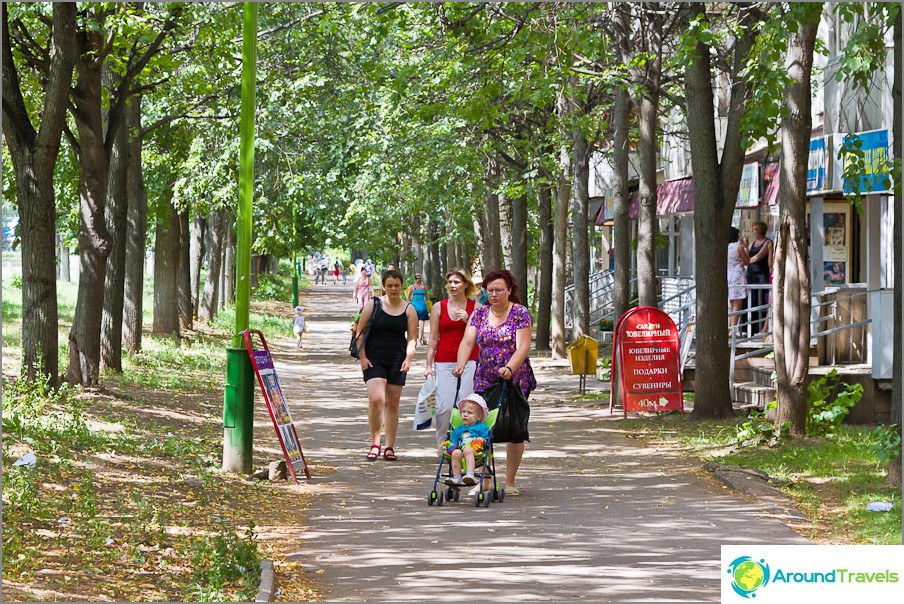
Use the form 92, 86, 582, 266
454, 269, 536, 496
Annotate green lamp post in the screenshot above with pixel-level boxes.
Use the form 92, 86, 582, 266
223, 2, 258, 474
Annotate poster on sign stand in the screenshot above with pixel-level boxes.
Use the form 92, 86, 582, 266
611, 306, 683, 418
243, 329, 311, 482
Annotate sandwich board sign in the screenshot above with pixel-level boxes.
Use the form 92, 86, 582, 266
244, 329, 311, 482
612, 306, 683, 417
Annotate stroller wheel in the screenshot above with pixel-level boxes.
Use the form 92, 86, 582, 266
436, 491, 445, 506
452, 489, 460, 502
427, 491, 437, 506
473, 492, 484, 507
445, 487, 455, 501
494, 488, 505, 503
482, 491, 491, 507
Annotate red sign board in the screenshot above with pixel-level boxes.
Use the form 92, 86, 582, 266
244, 329, 311, 482
612, 306, 683, 417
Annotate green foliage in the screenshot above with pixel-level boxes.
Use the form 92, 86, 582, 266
869, 424, 902, 465
735, 402, 786, 447
806, 370, 863, 438
253, 272, 291, 301
187, 522, 261, 602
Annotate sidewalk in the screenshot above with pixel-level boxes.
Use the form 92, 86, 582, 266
270, 284, 809, 602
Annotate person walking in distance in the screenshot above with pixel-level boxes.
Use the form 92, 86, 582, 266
405, 273, 431, 345
292, 305, 306, 350
454, 269, 536, 496
354, 265, 374, 313
354, 269, 418, 462
424, 268, 481, 452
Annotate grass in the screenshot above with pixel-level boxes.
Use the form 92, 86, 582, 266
2, 262, 318, 601
614, 413, 901, 544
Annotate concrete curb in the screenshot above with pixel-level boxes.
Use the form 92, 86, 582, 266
255, 559, 275, 602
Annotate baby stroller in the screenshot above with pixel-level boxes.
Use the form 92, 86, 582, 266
427, 406, 506, 508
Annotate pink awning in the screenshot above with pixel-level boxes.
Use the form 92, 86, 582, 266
628, 177, 695, 218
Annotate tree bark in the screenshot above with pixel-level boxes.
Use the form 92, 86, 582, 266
773, 8, 819, 436
536, 177, 554, 351
199, 210, 226, 322
427, 218, 443, 301
634, 11, 662, 308
889, 7, 901, 487
2, 3, 76, 386
223, 210, 236, 308
153, 192, 181, 338
612, 85, 632, 324
177, 212, 193, 329
511, 194, 528, 299
499, 190, 513, 270
551, 103, 573, 359
123, 97, 147, 354
58, 239, 70, 283
572, 129, 591, 338
480, 155, 503, 273
189, 213, 206, 317
100, 96, 131, 373
66, 24, 115, 385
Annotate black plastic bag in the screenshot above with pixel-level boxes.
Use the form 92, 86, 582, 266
483, 379, 530, 443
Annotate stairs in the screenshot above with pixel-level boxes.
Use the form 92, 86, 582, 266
731, 357, 776, 411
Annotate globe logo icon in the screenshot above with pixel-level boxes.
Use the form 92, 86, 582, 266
727, 556, 770, 598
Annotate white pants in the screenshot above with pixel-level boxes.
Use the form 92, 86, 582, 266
433, 361, 476, 447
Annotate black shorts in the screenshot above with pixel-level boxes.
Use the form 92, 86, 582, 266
363, 358, 408, 386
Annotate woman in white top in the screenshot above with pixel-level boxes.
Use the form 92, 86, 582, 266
727, 226, 750, 336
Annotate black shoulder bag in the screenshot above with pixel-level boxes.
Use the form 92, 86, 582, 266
349, 298, 381, 359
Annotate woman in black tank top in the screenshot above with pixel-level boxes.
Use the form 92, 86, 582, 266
745, 221, 774, 334
355, 269, 418, 462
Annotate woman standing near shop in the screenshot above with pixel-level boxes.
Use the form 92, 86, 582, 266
355, 269, 418, 461
424, 268, 481, 451
746, 221, 773, 334
454, 269, 536, 496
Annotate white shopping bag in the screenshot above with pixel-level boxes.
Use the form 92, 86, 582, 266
413, 375, 437, 430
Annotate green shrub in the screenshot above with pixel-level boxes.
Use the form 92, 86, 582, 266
187, 522, 260, 602
807, 370, 862, 438
870, 424, 902, 465
253, 272, 290, 301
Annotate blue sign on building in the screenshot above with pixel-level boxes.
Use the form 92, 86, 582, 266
840, 129, 890, 194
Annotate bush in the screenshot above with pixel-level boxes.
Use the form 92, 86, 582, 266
187, 522, 261, 602
807, 370, 862, 438
253, 272, 290, 301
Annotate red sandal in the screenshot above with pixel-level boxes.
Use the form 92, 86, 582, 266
365, 444, 381, 461
383, 447, 397, 462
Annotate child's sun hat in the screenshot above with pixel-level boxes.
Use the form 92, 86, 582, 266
459, 393, 489, 422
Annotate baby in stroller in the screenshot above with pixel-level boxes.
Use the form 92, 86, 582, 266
428, 393, 504, 507
441, 395, 490, 486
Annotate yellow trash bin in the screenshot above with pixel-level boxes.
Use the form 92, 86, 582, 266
567, 335, 599, 375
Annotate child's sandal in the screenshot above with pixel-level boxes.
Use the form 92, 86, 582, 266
383, 447, 397, 462
365, 444, 381, 461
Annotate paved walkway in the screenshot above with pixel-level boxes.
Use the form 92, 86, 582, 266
269, 284, 809, 602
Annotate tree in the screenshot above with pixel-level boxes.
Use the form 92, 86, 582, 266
682, 3, 765, 418
773, 4, 822, 436
2, 3, 77, 386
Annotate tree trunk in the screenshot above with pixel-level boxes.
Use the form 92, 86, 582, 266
218, 237, 227, 311
572, 130, 591, 338
499, 190, 513, 269
426, 219, 443, 301
66, 36, 114, 386
551, 125, 572, 359
612, 85, 632, 324
58, 239, 71, 283
888, 7, 901, 487
177, 212, 193, 329
1, 4, 76, 386
536, 178, 554, 351
122, 97, 147, 353
511, 194, 528, 299
773, 9, 819, 436
153, 193, 180, 338
635, 55, 661, 308
199, 210, 226, 321
100, 97, 131, 373
223, 210, 236, 308
189, 213, 206, 317
481, 155, 503, 272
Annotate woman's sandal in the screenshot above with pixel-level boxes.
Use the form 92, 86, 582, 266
365, 444, 381, 461
383, 447, 397, 462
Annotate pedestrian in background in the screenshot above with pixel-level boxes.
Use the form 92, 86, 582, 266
746, 221, 773, 334
727, 226, 749, 336
405, 273, 431, 345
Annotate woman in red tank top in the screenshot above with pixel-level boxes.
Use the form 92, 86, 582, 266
424, 268, 481, 450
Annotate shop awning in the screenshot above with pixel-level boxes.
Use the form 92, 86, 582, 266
628, 177, 695, 218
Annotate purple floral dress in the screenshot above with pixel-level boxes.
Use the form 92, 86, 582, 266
469, 304, 537, 397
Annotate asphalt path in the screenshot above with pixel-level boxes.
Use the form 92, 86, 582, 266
269, 283, 809, 602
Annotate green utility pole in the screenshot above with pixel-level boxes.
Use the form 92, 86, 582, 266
223, 2, 258, 474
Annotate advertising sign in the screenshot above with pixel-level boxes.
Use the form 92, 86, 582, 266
807, 136, 830, 193
839, 129, 890, 194
613, 306, 683, 417
244, 330, 311, 482
736, 163, 760, 208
